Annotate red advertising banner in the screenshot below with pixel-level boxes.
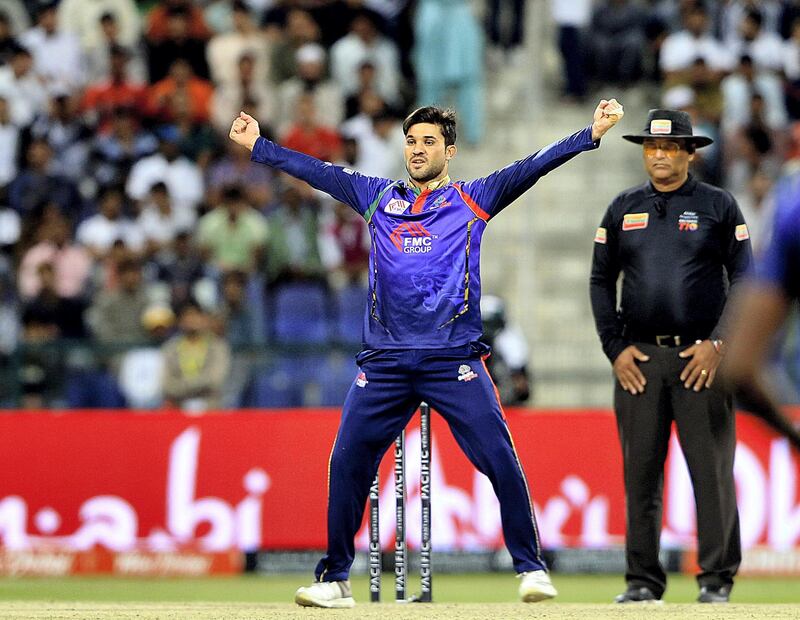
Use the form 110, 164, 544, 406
0, 548, 241, 577
0, 409, 798, 568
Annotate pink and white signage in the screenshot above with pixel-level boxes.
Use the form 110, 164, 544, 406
0, 409, 797, 573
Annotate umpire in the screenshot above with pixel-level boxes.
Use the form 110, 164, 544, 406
590, 110, 751, 604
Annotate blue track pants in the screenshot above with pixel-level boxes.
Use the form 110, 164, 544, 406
314, 343, 546, 582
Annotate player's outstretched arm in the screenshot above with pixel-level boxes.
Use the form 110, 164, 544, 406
227, 111, 389, 217
590, 99, 625, 142
462, 98, 625, 217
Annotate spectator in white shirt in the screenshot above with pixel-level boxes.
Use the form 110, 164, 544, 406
340, 105, 404, 179
785, 16, 800, 80
0, 0, 30, 36
206, 0, 269, 88
0, 10, 23, 65
125, 127, 204, 216
136, 181, 194, 254
277, 43, 343, 136
660, 5, 735, 80
549, 0, 590, 100
727, 8, 785, 73
57, 0, 141, 50
721, 54, 787, 136
77, 185, 145, 258
268, 8, 321, 84
720, 0, 782, 45
0, 45, 48, 127
210, 51, 274, 135
20, 2, 85, 93
0, 203, 20, 250
83, 12, 148, 84
331, 10, 400, 106
0, 96, 19, 186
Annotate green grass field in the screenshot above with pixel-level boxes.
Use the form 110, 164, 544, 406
1, 573, 798, 603
1, 574, 798, 619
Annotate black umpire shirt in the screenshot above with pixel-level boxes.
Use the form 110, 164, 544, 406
590, 174, 753, 363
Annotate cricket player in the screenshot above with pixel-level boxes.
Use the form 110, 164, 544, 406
229, 99, 624, 608
722, 179, 800, 452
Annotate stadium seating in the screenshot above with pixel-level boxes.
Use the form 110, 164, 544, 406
65, 370, 127, 409
272, 283, 330, 344
332, 284, 367, 344
240, 360, 303, 408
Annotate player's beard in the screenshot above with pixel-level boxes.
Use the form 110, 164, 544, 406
406, 158, 445, 184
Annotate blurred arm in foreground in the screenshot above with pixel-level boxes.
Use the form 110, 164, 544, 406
721, 189, 800, 452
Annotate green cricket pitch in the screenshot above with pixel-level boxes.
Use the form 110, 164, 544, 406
0, 573, 798, 619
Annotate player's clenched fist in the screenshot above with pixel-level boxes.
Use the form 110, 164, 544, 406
591, 98, 624, 142
229, 111, 260, 151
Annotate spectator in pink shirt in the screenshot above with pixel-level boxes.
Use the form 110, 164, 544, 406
18, 215, 92, 301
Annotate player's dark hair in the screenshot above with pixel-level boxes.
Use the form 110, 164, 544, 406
403, 107, 457, 147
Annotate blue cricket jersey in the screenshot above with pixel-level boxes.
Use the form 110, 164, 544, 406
758, 180, 800, 300
251, 127, 599, 349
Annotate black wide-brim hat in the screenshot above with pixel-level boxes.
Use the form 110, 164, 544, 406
622, 109, 713, 148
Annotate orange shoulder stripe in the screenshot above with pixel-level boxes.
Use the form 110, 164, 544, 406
454, 184, 490, 221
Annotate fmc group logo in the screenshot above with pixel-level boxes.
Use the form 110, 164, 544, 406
390, 222, 437, 254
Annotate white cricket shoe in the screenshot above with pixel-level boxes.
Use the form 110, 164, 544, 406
518, 570, 558, 602
294, 580, 356, 608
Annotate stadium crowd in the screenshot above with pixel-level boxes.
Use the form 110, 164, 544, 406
556, 0, 800, 399
0, 0, 500, 409
555, 0, 800, 247
1, 0, 799, 409
0, 0, 418, 409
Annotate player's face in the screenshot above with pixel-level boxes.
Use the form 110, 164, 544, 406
642, 139, 694, 185
404, 123, 455, 184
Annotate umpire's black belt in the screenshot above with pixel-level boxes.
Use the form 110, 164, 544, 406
625, 332, 706, 348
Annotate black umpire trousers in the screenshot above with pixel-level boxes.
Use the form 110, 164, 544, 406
614, 343, 741, 598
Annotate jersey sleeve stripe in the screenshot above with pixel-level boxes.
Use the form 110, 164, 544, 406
364, 181, 399, 223
455, 184, 490, 221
